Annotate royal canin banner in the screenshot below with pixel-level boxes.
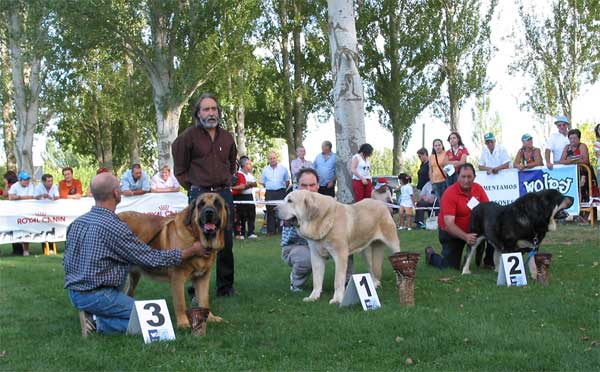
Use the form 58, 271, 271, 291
0, 192, 188, 244
476, 164, 579, 215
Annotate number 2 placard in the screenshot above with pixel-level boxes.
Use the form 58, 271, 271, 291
127, 299, 176, 343
497, 253, 528, 287
340, 274, 381, 310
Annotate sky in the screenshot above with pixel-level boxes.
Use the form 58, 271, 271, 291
5, 0, 599, 168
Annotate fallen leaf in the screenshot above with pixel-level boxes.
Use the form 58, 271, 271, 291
581, 336, 590, 341
455, 288, 462, 293
463, 338, 470, 344
437, 277, 452, 283
459, 304, 464, 309
405, 358, 413, 365
584, 347, 592, 352
395, 336, 404, 343
579, 327, 587, 332
0, 351, 6, 358
593, 262, 598, 267
591, 341, 600, 347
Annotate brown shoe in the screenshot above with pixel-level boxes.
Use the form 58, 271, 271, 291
79, 311, 96, 337
425, 246, 434, 265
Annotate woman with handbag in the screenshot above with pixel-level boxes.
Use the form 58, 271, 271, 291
429, 139, 449, 200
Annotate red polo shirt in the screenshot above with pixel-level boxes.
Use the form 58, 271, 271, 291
438, 182, 489, 233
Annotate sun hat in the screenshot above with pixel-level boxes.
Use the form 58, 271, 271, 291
521, 133, 533, 141
17, 170, 30, 180
484, 133, 495, 141
554, 115, 570, 125
374, 177, 388, 190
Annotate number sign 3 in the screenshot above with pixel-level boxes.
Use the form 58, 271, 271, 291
127, 299, 176, 343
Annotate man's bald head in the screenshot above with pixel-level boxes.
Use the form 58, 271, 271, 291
91, 172, 120, 202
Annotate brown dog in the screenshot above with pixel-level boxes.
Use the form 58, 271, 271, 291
118, 193, 227, 328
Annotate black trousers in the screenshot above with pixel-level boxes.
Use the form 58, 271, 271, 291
188, 188, 234, 294
233, 193, 256, 236
318, 185, 335, 197
265, 188, 286, 234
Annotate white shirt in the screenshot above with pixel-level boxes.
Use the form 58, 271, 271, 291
545, 132, 569, 163
8, 182, 35, 197
34, 183, 60, 199
352, 154, 371, 180
398, 184, 414, 208
151, 172, 180, 189
479, 144, 511, 168
241, 171, 256, 196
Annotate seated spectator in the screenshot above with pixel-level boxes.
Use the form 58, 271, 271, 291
415, 181, 437, 229
59, 167, 83, 199
513, 133, 543, 170
34, 174, 60, 200
8, 170, 35, 256
151, 164, 181, 193
371, 177, 394, 215
120, 164, 150, 196
397, 173, 416, 230
478, 132, 511, 174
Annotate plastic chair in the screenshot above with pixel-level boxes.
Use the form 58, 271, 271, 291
578, 164, 597, 227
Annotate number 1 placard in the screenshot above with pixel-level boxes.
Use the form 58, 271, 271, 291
497, 253, 528, 287
340, 273, 381, 310
126, 299, 176, 343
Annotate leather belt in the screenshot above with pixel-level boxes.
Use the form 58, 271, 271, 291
191, 185, 230, 192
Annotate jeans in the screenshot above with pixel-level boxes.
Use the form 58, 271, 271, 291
432, 181, 447, 200
188, 188, 235, 294
429, 229, 466, 270
69, 287, 134, 334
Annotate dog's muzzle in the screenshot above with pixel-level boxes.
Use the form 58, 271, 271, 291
199, 207, 220, 236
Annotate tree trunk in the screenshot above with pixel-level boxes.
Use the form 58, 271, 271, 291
391, 111, 404, 174
279, 0, 295, 163
154, 98, 183, 169
126, 58, 139, 166
235, 91, 247, 157
292, 0, 305, 149
7, 9, 40, 175
448, 76, 460, 132
327, 0, 366, 203
2, 99, 17, 171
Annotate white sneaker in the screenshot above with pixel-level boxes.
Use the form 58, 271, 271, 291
407, 227, 412, 231
248, 234, 258, 239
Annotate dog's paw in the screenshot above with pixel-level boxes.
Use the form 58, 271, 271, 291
461, 270, 471, 275
303, 295, 319, 302
329, 297, 341, 305
373, 280, 381, 288
208, 313, 223, 322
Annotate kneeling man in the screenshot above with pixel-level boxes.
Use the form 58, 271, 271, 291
63, 172, 205, 335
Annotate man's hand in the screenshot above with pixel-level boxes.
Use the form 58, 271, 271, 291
181, 241, 209, 260
547, 162, 554, 170
327, 181, 335, 189
464, 233, 478, 246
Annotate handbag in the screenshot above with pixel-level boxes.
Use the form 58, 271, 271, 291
425, 198, 438, 230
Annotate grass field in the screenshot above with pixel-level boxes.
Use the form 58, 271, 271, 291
0, 225, 598, 371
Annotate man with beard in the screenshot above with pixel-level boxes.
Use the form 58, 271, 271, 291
172, 92, 238, 297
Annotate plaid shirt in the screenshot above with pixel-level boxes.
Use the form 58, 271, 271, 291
281, 225, 307, 247
64, 206, 182, 291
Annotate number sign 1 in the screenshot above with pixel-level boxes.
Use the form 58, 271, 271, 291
497, 253, 528, 287
126, 299, 176, 343
340, 273, 381, 311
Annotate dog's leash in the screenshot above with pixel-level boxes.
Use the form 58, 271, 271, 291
525, 235, 539, 265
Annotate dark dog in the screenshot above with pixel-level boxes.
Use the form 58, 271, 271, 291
462, 189, 573, 277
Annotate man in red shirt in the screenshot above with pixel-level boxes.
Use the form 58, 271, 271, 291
425, 164, 489, 270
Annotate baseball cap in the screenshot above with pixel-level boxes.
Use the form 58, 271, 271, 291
554, 115, 570, 125
484, 133, 495, 141
521, 133, 533, 141
18, 170, 30, 180
374, 177, 388, 190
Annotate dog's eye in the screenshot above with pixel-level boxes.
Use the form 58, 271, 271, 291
287, 199, 292, 203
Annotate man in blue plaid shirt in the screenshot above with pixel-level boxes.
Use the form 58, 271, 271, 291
64, 172, 205, 335
281, 168, 353, 292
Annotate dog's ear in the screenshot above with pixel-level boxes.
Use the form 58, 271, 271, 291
217, 195, 229, 230
299, 193, 336, 240
184, 200, 197, 226
304, 195, 320, 221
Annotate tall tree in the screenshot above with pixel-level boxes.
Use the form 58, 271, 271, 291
470, 94, 502, 152
0, 30, 17, 170
1, 0, 49, 174
433, 0, 497, 132
359, 0, 444, 174
327, 0, 366, 203
512, 0, 599, 127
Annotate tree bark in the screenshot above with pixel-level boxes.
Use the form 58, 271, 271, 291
327, 0, 366, 203
235, 89, 247, 157
2, 99, 17, 171
126, 57, 139, 166
279, 0, 296, 164
7, 8, 41, 175
292, 0, 305, 150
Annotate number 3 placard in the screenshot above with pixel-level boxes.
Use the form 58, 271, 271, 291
497, 253, 528, 287
127, 299, 176, 343
340, 273, 381, 310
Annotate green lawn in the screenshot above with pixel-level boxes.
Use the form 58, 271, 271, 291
0, 225, 598, 371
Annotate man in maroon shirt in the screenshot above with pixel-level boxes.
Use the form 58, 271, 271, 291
425, 164, 489, 270
172, 92, 237, 297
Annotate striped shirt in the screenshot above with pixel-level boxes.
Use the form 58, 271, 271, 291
63, 206, 182, 291
281, 225, 307, 247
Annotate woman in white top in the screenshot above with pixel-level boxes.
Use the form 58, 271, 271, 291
151, 165, 181, 193
396, 173, 416, 230
351, 143, 374, 202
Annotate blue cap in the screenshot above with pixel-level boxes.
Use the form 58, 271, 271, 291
484, 133, 495, 141
554, 115, 570, 125
521, 133, 532, 141
18, 170, 30, 180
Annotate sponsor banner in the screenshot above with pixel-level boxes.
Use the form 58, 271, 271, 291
476, 164, 579, 215
0, 193, 188, 244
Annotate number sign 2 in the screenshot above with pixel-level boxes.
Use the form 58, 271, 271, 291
497, 253, 528, 287
127, 299, 176, 343
340, 274, 381, 311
